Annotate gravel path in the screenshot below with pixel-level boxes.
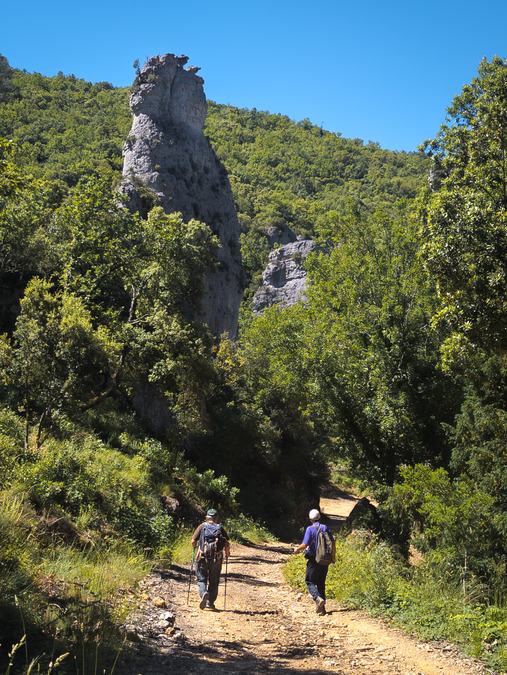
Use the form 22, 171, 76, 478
120, 542, 490, 674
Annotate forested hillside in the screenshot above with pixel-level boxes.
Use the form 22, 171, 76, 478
0, 54, 506, 671
0, 62, 428, 286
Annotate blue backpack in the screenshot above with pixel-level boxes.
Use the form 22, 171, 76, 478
199, 523, 226, 561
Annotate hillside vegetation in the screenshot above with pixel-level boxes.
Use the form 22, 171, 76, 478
0, 62, 428, 287
0, 54, 506, 671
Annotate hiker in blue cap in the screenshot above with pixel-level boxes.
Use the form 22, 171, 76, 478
191, 508, 230, 610
293, 508, 335, 615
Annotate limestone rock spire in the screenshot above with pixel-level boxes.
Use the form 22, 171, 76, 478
121, 53, 243, 338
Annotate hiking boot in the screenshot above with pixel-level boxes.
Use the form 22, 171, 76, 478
315, 597, 326, 615
199, 591, 209, 610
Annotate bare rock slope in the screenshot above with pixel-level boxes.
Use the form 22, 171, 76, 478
253, 239, 316, 313
121, 53, 243, 337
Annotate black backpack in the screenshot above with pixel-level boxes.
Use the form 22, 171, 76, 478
315, 524, 334, 566
199, 523, 226, 561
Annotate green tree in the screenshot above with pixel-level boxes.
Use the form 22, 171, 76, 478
386, 464, 505, 592
0, 55, 17, 104
305, 203, 452, 484
423, 57, 507, 360
0, 139, 63, 282
0, 278, 118, 448
421, 57, 507, 590
52, 179, 219, 426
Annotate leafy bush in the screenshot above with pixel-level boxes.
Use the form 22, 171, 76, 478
383, 464, 506, 596
0, 408, 25, 487
224, 513, 273, 544
13, 434, 173, 549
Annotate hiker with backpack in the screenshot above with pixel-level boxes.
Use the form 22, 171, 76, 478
191, 508, 230, 610
293, 508, 335, 615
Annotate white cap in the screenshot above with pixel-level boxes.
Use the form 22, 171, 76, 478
309, 509, 320, 521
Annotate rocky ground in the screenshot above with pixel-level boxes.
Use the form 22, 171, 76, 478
119, 542, 490, 674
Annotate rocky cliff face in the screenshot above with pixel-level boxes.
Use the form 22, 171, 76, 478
253, 239, 316, 313
121, 54, 243, 337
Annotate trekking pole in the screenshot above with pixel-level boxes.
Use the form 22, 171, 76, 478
187, 548, 195, 605
223, 554, 229, 610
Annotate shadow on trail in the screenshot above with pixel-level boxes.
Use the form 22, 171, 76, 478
222, 608, 279, 616
123, 635, 342, 674
226, 571, 278, 587
230, 556, 286, 565
247, 542, 292, 554
320, 485, 359, 502
154, 564, 189, 580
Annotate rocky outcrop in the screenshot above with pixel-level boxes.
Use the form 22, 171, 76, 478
121, 53, 243, 338
253, 239, 316, 313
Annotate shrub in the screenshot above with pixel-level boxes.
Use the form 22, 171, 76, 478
0, 407, 25, 487
14, 434, 173, 548
225, 513, 273, 544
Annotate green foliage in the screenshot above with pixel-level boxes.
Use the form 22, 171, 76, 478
0, 139, 63, 283
241, 202, 453, 486
0, 494, 34, 599
421, 57, 507, 590
0, 278, 118, 447
309, 203, 453, 483
0, 497, 146, 673
10, 432, 170, 549
239, 228, 269, 288
224, 513, 272, 544
39, 545, 150, 601
423, 57, 507, 357
205, 103, 428, 239
384, 465, 506, 594
164, 527, 194, 566
0, 66, 130, 184
451, 392, 507, 545
0, 408, 25, 487
0, 55, 17, 104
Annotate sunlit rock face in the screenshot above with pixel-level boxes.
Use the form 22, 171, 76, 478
121, 53, 243, 338
253, 239, 316, 313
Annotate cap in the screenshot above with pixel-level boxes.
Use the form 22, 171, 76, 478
309, 508, 320, 521
206, 508, 218, 517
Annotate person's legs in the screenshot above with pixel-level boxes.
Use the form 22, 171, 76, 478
196, 558, 208, 599
316, 564, 329, 601
207, 557, 223, 604
305, 558, 320, 600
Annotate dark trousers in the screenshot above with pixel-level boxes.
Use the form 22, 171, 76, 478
305, 557, 328, 601
196, 556, 222, 603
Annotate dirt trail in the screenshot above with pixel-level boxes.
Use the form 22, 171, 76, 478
121, 542, 488, 674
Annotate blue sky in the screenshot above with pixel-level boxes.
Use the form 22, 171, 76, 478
1, 0, 505, 150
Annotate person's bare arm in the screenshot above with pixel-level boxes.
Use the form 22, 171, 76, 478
191, 523, 203, 548
293, 542, 307, 554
